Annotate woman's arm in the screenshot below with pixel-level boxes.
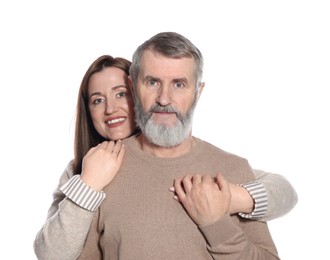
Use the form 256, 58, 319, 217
34, 141, 125, 259
230, 169, 298, 221
33, 163, 96, 260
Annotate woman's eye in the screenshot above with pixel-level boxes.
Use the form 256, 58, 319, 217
116, 92, 127, 98
93, 98, 105, 105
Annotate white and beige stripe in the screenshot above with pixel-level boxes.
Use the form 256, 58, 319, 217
60, 175, 106, 212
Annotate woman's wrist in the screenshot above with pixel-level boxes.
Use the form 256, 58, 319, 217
229, 183, 254, 214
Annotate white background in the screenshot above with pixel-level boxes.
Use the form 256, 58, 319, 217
1, 1, 329, 259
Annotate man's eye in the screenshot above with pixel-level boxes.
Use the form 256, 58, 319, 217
148, 80, 158, 86
175, 82, 184, 88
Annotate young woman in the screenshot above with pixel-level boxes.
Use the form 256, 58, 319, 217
34, 55, 297, 259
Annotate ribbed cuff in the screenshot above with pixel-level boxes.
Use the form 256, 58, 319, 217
199, 213, 241, 247
238, 181, 268, 219
60, 175, 106, 212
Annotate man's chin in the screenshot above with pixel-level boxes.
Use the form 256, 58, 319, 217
151, 117, 177, 127
148, 138, 181, 148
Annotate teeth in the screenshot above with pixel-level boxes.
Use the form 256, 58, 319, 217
106, 118, 125, 125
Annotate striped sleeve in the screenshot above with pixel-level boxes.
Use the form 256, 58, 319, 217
60, 175, 106, 212
238, 181, 268, 219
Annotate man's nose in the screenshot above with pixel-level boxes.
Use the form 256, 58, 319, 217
156, 86, 171, 106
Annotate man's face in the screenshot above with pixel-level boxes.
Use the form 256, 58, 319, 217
133, 50, 203, 147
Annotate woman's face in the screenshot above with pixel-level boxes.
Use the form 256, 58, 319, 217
88, 67, 136, 141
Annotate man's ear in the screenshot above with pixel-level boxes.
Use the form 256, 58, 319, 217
196, 82, 205, 101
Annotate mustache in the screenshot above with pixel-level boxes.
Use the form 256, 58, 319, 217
150, 104, 179, 115
149, 104, 187, 123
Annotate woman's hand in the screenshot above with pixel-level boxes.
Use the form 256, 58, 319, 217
81, 140, 125, 191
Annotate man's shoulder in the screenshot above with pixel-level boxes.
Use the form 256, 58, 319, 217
194, 136, 248, 163
193, 137, 254, 182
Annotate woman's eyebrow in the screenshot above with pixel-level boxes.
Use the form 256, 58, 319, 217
89, 85, 128, 98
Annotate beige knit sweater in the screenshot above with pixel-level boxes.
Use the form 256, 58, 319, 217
78, 135, 279, 260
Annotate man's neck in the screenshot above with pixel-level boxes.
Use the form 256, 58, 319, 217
137, 134, 195, 158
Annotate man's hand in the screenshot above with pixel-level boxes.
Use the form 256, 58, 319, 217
171, 173, 231, 226
81, 140, 125, 191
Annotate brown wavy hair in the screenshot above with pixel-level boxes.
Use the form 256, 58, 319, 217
72, 55, 131, 174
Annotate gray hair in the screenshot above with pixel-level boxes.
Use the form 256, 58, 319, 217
129, 32, 204, 91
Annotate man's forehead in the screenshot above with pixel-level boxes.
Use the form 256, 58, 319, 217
140, 50, 196, 79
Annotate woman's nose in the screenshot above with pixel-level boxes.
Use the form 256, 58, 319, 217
105, 101, 119, 114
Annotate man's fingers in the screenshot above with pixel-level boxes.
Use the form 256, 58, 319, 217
216, 173, 230, 193
192, 174, 202, 186
173, 177, 186, 201
182, 175, 193, 192
172, 174, 231, 202
202, 174, 213, 184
